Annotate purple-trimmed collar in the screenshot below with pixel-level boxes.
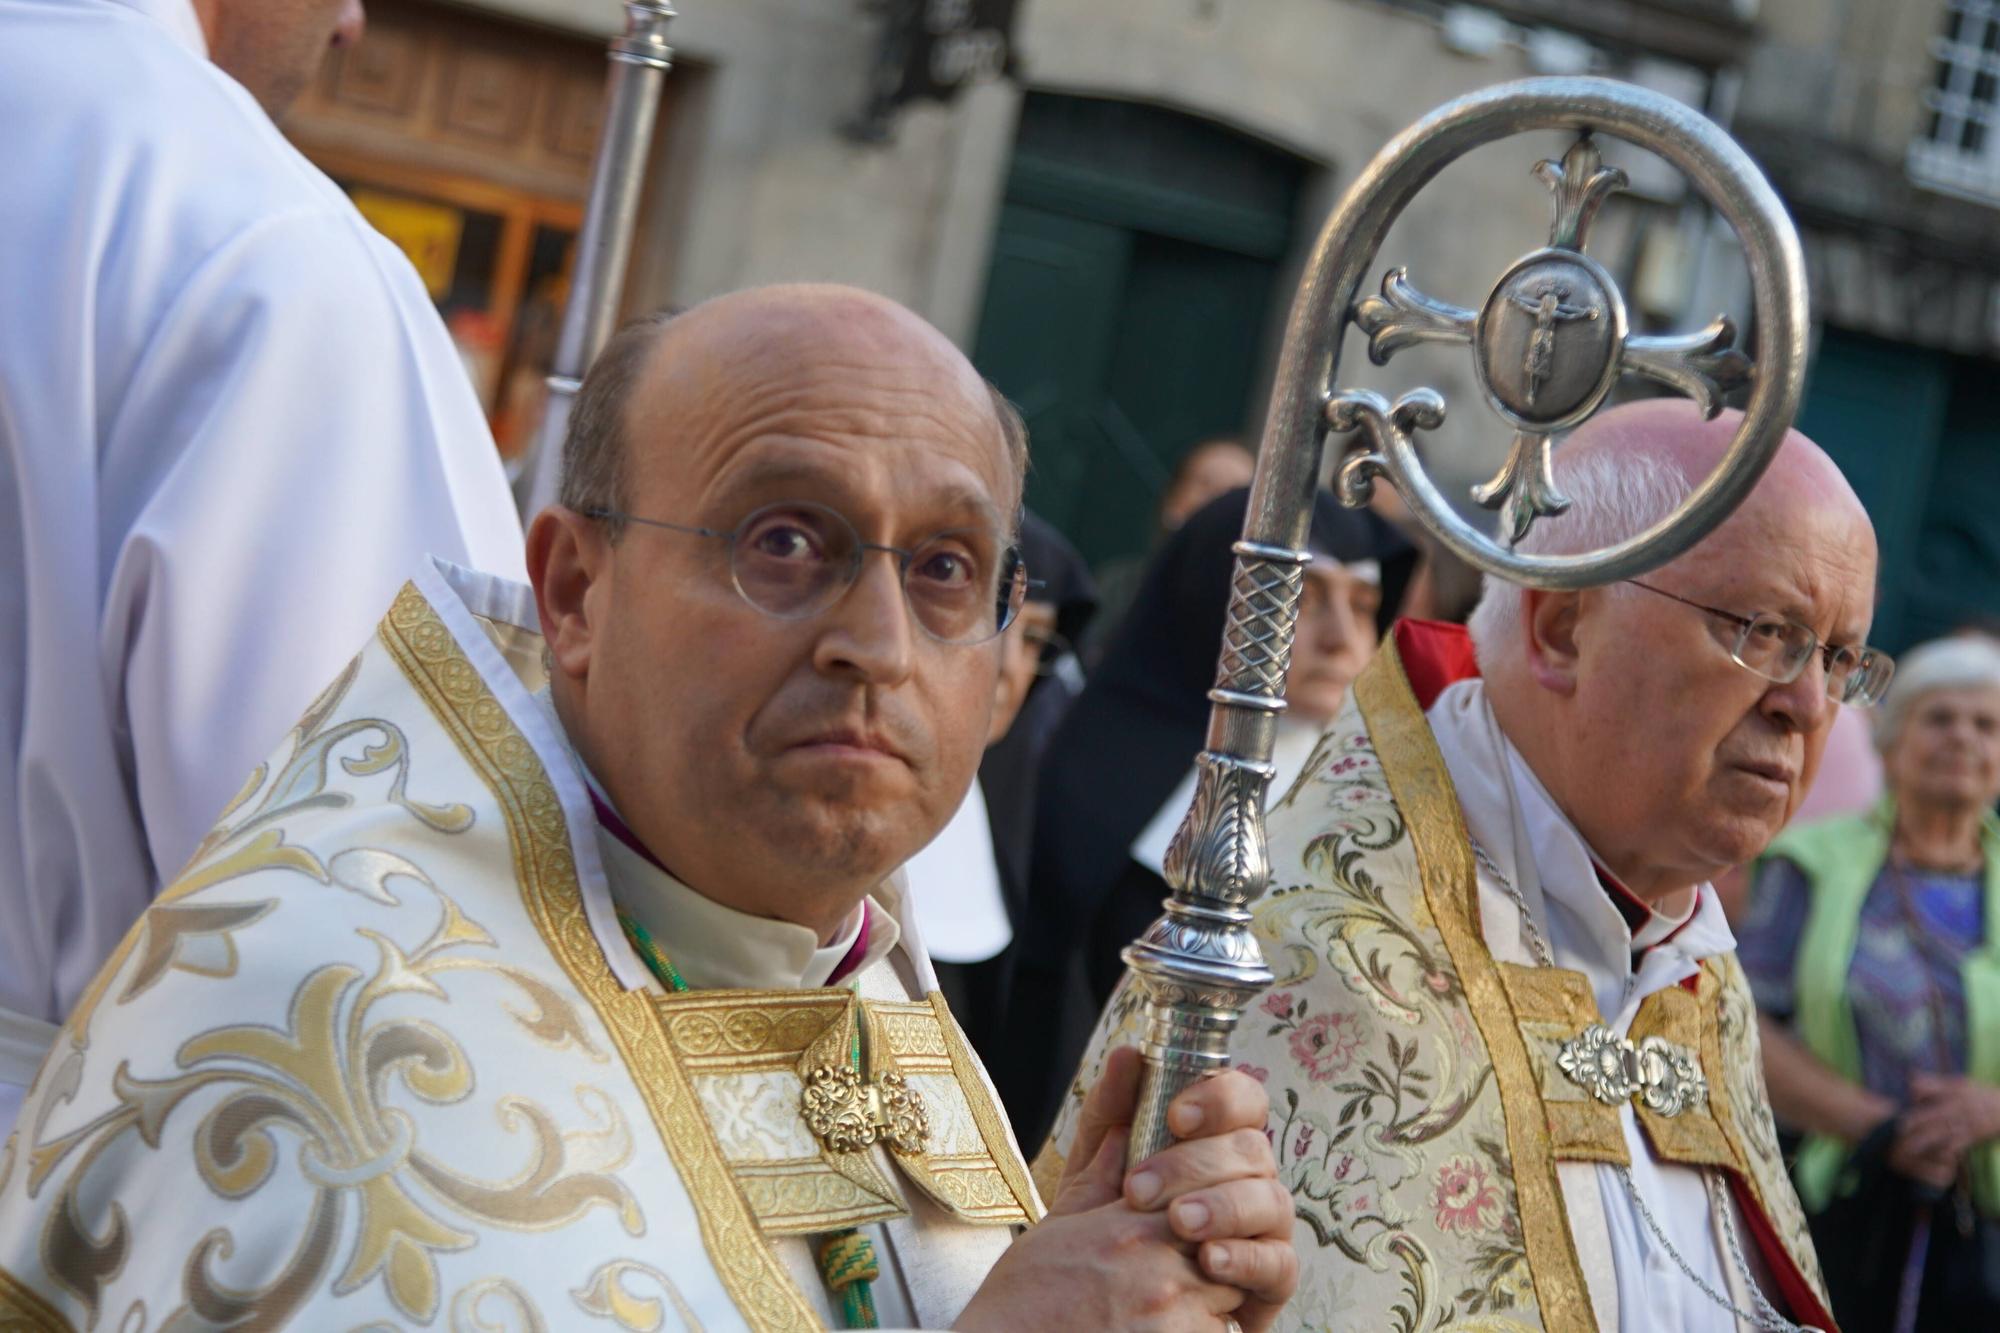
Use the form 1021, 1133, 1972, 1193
590, 787, 667, 873
828, 907, 873, 985
589, 787, 873, 988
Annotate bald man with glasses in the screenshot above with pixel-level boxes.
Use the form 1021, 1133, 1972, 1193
1046, 399, 1882, 1333
0, 285, 1296, 1332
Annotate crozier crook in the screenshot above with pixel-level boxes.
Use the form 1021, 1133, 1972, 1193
1121, 76, 1809, 1165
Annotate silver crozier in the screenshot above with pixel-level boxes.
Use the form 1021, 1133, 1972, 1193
1120, 77, 1810, 1163
513, 1, 679, 518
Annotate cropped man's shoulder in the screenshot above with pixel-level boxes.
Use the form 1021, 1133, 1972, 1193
0, 1, 356, 233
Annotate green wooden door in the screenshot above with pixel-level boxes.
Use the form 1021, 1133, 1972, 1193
1908, 360, 2000, 644
1796, 331, 1950, 650
971, 95, 1306, 569
1798, 329, 2000, 651
971, 204, 1132, 552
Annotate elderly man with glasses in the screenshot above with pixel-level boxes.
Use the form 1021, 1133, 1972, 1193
0, 285, 1295, 1332
1044, 398, 1881, 1332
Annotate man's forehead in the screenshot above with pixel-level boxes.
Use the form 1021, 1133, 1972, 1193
654, 284, 989, 401
701, 435, 1009, 525
627, 289, 1013, 513
1670, 497, 1877, 632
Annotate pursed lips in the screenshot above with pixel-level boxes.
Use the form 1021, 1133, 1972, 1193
1730, 757, 1795, 787
787, 726, 910, 765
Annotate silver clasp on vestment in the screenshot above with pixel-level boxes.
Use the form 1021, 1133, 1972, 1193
1556, 1024, 1708, 1117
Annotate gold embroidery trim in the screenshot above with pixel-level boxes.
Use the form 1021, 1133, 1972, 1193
1499, 963, 1629, 1166
1701, 955, 1834, 1311
379, 583, 819, 1333
928, 994, 1043, 1222
1692, 961, 1758, 1182
0, 1261, 72, 1332
651, 989, 908, 1235
893, 996, 1040, 1225
1627, 980, 1737, 1172
1028, 1143, 1066, 1211
1356, 644, 1596, 1333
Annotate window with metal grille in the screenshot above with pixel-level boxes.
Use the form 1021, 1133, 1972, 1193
1913, 0, 2000, 197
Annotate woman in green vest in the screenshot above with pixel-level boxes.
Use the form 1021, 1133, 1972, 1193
1739, 634, 2000, 1331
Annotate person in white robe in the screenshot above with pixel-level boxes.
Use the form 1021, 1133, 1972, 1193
0, 284, 1299, 1331
1046, 400, 1889, 1331
0, 0, 524, 1132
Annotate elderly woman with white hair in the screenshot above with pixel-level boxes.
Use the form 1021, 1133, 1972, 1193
1740, 633, 2000, 1330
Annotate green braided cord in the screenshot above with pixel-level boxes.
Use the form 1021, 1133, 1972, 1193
816, 1229, 880, 1329
616, 910, 690, 994
817, 1002, 874, 1324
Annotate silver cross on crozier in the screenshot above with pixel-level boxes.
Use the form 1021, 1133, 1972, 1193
1344, 136, 1752, 544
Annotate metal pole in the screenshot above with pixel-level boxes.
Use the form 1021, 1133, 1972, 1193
514, 0, 678, 519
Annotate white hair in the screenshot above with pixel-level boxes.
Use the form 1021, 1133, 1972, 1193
1464, 444, 1695, 666
1871, 635, 2000, 752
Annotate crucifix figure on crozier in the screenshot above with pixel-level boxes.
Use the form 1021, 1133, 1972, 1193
1340, 134, 1753, 544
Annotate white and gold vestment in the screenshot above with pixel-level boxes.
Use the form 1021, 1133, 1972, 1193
0, 559, 1039, 1332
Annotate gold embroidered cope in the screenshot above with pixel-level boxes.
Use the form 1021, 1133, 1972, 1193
1036, 638, 1829, 1333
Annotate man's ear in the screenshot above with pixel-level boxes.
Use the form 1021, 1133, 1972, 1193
526, 506, 607, 683
1522, 588, 1583, 696
986, 634, 1030, 747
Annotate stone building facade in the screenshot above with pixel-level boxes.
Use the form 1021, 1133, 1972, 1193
312, 0, 1996, 633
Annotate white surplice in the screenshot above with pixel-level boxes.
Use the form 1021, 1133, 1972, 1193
1428, 678, 1780, 1333
0, 0, 526, 1128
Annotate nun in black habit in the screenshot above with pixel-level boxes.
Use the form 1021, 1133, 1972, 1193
980, 511, 1099, 928
994, 486, 1416, 1142
924, 513, 1098, 1063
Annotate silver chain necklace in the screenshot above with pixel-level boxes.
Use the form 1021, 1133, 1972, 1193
1468, 841, 1818, 1333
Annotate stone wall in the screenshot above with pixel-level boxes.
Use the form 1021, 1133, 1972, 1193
1742, 0, 1934, 164
459, 0, 1723, 488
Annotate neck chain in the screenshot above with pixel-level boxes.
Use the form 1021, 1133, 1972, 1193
615, 909, 881, 1329
1469, 842, 1818, 1333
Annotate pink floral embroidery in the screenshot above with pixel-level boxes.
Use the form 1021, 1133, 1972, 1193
1446, 1005, 1480, 1056
1293, 1125, 1315, 1159
1432, 1154, 1502, 1233
1331, 784, 1375, 809
1288, 1011, 1362, 1081
1235, 1063, 1270, 1083
1261, 991, 1295, 1018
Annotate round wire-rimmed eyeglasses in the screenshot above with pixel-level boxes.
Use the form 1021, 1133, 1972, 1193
584, 500, 1029, 646
1625, 579, 1897, 707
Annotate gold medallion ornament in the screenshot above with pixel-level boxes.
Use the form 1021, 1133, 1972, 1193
1556, 1024, 1709, 1117
803, 1066, 930, 1156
